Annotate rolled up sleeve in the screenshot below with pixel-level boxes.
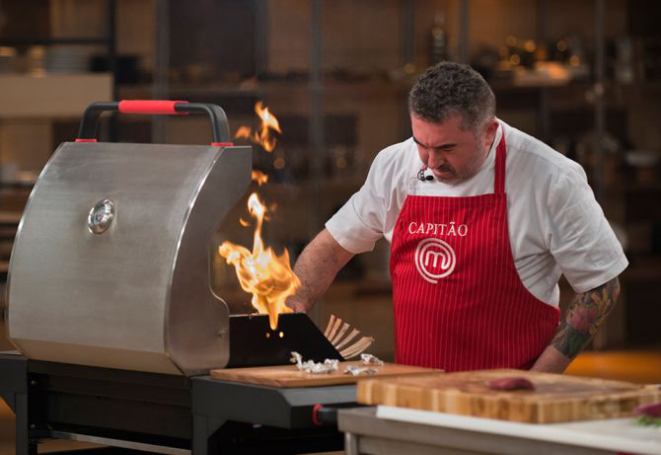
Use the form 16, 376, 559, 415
546, 164, 628, 293
325, 153, 391, 254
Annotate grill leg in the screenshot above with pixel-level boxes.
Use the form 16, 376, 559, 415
192, 414, 225, 455
15, 393, 37, 455
345, 432, 360, 455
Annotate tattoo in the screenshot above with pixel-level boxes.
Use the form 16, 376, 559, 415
551, 277, 620, 360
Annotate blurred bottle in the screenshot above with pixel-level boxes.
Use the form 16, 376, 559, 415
430, 11, 448, 65
614, 36, 634, 84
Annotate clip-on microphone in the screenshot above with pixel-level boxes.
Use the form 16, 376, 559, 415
417, 166, 434, 182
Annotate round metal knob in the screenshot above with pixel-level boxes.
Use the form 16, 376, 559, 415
88, 199, 115, 234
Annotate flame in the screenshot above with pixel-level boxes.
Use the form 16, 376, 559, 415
219, 193, 299, 330
235, 126, 252, 139
253, 101, 282, 152
234, 101, 282, 152
239, 218, 249, 227
252, 170, 269, 186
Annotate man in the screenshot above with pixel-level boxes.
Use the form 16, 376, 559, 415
287, 62, 627, 373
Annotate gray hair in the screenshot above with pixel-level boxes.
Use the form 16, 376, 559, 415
409, 62, 496, 132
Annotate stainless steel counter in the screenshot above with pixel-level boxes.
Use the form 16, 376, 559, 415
338, 406, 661, 455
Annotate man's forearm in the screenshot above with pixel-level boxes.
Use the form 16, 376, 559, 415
287, 229, 355, 312
531, 276, 621, 373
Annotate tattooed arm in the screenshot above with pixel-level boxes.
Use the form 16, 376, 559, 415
530, 276, 621, 373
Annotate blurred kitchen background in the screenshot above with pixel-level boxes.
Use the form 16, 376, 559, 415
1, 0, 660, 385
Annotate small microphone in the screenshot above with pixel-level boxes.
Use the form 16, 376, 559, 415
417, 167, 434, 182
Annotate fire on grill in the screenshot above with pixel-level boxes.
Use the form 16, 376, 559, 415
0, 100, 357, 455
4, 99, 345, 376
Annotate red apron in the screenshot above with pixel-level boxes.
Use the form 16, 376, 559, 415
390, 132, 559, 371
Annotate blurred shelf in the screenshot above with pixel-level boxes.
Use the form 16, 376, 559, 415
119, 78, 414, 100
0, 73, 112, 118
0, 181, 35, 191
0, 37, 110, 46
490, 79, 591, 91
0, 212, 21, 225
116, 77, 661, 115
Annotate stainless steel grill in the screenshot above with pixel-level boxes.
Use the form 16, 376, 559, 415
6, 102, 251, 376
0, 101, 353, 455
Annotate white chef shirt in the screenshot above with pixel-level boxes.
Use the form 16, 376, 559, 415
326, 119, 628, 306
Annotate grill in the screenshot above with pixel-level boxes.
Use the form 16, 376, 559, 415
0, 101, 354, 455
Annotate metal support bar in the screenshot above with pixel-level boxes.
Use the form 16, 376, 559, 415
15, 393, 36, 455
108, 0, 117, 101
254, 0, 269, 76
399, 0, 416, 139
107, 0, 118, 142
192, 415, 225, 455
402, 0, 415, 67
152, 0, 170, 144
50, 431, 191, 455
594, 0, 606, 202
345, 432, 359, 455
308, 0, 325, 325
536, 0, 551, 142
308, 0, 324, 233
457, 0, 470, 64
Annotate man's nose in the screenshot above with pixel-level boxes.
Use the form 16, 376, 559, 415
426, 151, 445, 169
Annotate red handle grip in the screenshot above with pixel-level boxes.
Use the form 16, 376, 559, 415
77, 101, 232, 144
117, 100, 188, 115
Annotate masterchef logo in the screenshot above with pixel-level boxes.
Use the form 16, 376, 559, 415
414, 238, 456, 283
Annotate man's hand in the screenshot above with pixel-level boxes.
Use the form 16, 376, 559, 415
530, 276, 621, 373
286, 300, 309, 313
285, 229, 355, 313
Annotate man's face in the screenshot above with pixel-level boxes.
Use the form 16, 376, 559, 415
411, 113, 498, 185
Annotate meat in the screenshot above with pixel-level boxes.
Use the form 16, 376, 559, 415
633, 402, 661, 418
488, 377, 536, 391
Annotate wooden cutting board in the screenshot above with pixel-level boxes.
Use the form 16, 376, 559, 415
210, 362, 438, 388
358, 369, 661, 424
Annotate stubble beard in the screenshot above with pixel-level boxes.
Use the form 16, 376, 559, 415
434, 143, 487, 185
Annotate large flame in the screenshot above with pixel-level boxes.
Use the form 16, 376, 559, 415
219, 193, 299, 330
234, 101, 282, 152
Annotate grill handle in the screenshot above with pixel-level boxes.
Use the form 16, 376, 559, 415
76, 100, 233, 145
312, 404, 338, 426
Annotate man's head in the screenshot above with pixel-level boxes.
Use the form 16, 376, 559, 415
409, 62, 498, 184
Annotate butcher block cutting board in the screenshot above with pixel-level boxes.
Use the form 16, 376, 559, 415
210, 362, 438, 388
358, 369, 661, 424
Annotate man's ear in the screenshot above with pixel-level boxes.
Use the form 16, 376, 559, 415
484, 119, 498, 147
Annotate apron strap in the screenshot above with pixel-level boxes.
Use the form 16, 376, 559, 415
494, 130, 507, 194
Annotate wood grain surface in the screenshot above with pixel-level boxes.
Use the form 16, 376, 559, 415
358, 369, 661, 423
210, 362, 438, 388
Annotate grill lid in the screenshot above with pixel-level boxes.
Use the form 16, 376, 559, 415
6, 102, 251, 376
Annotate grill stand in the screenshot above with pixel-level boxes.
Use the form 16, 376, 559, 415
0, 352, 354, 454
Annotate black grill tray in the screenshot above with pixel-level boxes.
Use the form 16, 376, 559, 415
228, 313, 341, 368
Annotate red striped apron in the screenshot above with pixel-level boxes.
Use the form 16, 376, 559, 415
390, 133, 559, 371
